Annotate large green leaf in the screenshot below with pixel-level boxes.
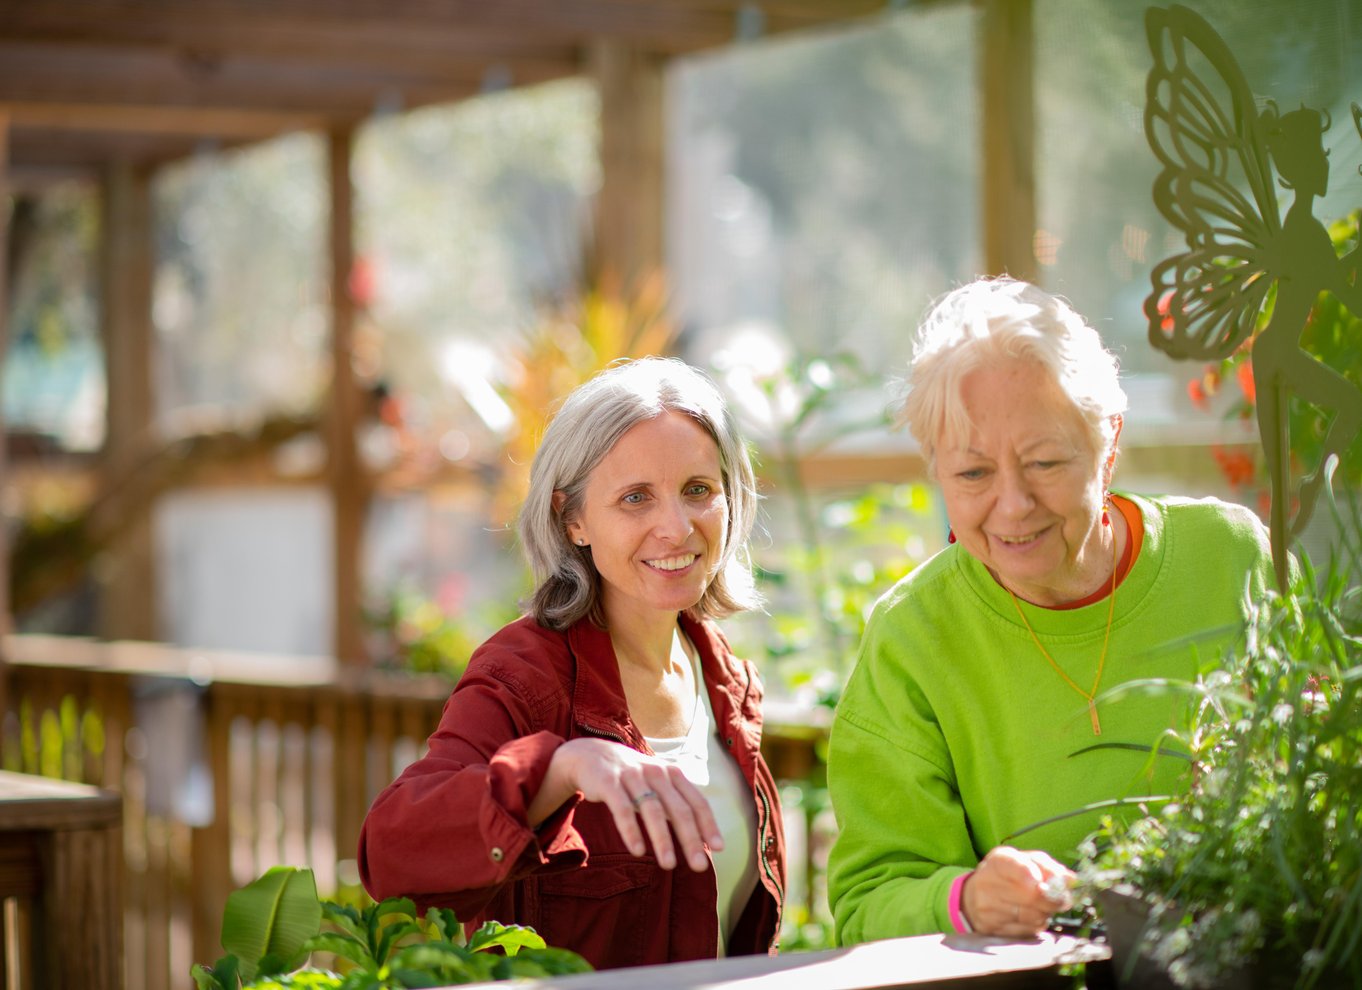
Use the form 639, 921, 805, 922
221, 866, 324, 981
467, 921, 545, 956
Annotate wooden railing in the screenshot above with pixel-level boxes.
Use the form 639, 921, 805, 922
0, 634, 827, 990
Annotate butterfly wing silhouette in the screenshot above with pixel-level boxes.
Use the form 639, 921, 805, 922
1143, 5, 1281, 360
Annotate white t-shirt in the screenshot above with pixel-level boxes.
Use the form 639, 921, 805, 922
644, 657, 759, 954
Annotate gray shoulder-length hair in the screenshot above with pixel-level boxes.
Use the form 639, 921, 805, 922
897, 276, 1128, 468
519, 357, 762, 631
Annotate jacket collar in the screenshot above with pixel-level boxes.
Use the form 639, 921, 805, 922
566, 619, 640, 746
565, 613, 750, 748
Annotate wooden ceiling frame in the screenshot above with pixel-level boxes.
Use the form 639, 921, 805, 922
0, 0, 889, 176
0, 0, 1037, 665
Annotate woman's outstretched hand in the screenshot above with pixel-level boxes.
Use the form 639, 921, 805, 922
529, 737, 724, 872
961, 845, 1075, 936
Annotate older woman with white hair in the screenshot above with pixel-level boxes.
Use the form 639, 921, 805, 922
827, 277, 1276, 942
359, 358, 784, 969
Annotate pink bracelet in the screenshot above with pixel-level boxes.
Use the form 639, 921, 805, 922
948, 871, 973, 934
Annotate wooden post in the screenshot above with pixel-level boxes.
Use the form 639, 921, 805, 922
591, 41, 665, 290
326, 128, 366, 666
0, 111, 10, 726
98, 161, 158, 642
0, 771, 124, 990
190, 688, 234, 969
979, 0, 1037, 282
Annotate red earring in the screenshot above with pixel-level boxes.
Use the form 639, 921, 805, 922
1102, 494, 1111, 527
948, 529, 956, 544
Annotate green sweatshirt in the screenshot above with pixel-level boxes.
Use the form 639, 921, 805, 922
827, 493, 1277, 943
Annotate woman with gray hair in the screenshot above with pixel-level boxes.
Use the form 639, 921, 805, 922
827, 277, 1276, 942
359, 357, 784, 969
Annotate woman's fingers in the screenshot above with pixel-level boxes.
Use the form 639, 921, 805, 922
964, 846, 1071, 935
632, 780, 682, 869
672, 773, 724, 852
1029, 851, 1076, 909
563, 740, 722, 871
643, 771, 719, 871
602, 783, 650, 858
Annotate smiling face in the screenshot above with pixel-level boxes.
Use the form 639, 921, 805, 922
935, 359, 1116, 606
564, 410, 729, 629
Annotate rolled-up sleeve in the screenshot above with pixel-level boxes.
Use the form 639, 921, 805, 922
358, 656, 587, 917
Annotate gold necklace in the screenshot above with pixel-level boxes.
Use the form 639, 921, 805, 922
1006, 528, 1118, 735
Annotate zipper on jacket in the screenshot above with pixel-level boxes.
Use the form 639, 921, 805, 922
756, 785, 784, 909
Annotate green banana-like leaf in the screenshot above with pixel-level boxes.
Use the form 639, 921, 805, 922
221, 866, 324, 982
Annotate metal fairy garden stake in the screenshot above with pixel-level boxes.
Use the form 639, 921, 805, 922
1143, 3, 1362, 589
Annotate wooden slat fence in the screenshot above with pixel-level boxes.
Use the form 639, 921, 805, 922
0, 634, 826, 990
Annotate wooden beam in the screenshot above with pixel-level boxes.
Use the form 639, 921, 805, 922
6, 101, 326, 139
97, 160, 158, 641
979, 0, 1036, 281
0, 44, 517, 117
325, 128, 367, 666
0, 1, 740, 52
593, 40, 664, 290
0, 11, 581, 66
0, 0, 886, 59
9, 126, 258, 172
4, 163, 100, 190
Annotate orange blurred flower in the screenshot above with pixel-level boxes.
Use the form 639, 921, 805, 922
1236, 359, 1256, 404
1157, 290, 1175, 333
1188, 378, 1208, 409
1212, 445, 1256, 487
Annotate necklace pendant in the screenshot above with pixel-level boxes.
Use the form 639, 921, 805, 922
1088, 700, 1102, 736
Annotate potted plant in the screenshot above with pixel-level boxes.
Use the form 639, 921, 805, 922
1072, 543, 1362, 990
192, 866, 593, 989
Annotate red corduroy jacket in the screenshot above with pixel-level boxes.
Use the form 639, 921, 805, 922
357, 613, 785, 970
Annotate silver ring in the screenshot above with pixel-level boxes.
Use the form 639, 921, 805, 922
631, 790, 659, 809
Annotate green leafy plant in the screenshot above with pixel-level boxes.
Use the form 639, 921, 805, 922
364, 583, 479, 678
191, 867, 593, 990
1072, 548, 1362, 989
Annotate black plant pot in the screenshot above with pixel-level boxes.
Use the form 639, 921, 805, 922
1096, 887, 1180, 990
1095, 888, 1323, 990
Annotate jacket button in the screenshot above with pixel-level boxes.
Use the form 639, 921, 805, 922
725, 737, 734, 747
765, 835, 774, 850
490, 846, 505, 862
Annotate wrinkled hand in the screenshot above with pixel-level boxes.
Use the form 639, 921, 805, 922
961, 846, 1074, 936
538, 737, 723, 872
